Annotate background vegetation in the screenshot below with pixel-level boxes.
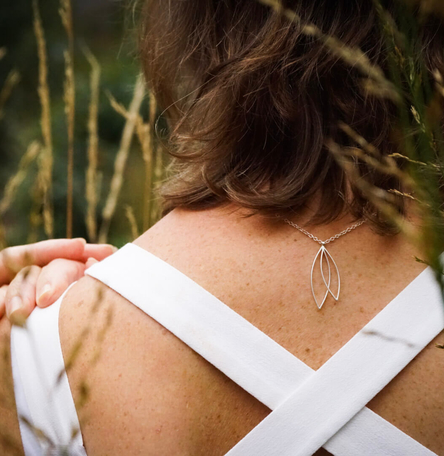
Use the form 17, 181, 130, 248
0, 0, 163, 249
1, 0, 444, 285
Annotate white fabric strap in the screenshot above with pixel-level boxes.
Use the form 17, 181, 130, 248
87, 243, 308, 410
11, 284, 86, 456
86, 243, 438, 455
226, 263, 444, 456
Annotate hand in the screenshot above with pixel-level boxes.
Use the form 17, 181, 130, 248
0, 238, 116, 322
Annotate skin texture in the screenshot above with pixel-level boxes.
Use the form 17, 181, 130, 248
61, 206, 444, 455
2, 205, 444, 455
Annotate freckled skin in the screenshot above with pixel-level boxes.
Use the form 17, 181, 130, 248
2, 204, 444, 455
90, 206, 441, 455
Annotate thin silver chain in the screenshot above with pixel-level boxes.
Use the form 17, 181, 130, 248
283, 218, 365, 245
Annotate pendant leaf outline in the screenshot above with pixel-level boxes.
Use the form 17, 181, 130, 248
310, 245, 341, 309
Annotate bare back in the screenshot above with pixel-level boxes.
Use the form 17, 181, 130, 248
59, 206, 444, 455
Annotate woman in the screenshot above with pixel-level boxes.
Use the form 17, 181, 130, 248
1, 0, 444, 455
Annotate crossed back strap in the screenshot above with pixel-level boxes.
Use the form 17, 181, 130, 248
86, 244, 443, 455
225, 262, 444, 456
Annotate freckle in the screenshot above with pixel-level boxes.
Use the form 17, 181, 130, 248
305, 348, 310, 353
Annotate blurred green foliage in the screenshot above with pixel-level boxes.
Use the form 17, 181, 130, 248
0, 0, 155, 247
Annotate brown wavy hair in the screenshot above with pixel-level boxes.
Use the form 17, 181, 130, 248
139, 0, 444, 233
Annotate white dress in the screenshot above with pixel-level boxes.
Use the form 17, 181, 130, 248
10, 243, 444, 455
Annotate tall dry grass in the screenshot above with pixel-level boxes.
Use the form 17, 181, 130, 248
107, 83, 158, 233
98, 75, 146, 244
83, 46, 101, 244
125, 205, 140, 240
60, 0, 76, 239
0, 51, 21, 249
145, 95, 157, 230
258, 0, 400, 102
1, 3, 163, 248
33, 0, 54, 239
0, 142, 41, 219
0, 70, 20, 122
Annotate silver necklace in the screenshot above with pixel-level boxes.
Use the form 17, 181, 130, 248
283, 218, 366, 310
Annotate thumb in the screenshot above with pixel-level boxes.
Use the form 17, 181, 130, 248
36, 259, 86, 308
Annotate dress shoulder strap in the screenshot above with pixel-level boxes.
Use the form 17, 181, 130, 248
86, 243, 441, 455
11, 284, 86, 456
87, 243, 308, 409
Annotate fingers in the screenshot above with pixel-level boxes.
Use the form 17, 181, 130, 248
0, 239, 117, 286
5, 265, 42, 324
82, 244, 117, 262
85, 257, 99, 269
0, 285, 7, 319
0, 241, 116, 321
4, 257, 89, 323
0, 238, 87, 285
35, 259, 86, 308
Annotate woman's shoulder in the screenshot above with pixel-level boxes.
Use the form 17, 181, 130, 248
58, 207, 270, 455
59, 207, 444, 454
60, 275, 213, 454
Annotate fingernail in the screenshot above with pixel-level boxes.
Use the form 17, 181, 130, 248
8, 296, 23, 316
10, 311, 27, 327
112, 246, 118, 253
37, 283, 52, 305
74, 237, 87, 245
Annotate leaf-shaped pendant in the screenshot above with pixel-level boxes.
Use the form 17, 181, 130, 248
310, 244, 341, 310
